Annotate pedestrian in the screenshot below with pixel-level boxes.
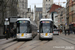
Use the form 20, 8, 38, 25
68, 29, 70, 35
11, 28, 14, 38
60, 29, 62, 34
65, 29, 66, 36
6, 28, 9, 40
13, 28, 16, 38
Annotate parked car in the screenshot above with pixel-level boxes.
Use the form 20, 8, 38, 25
53, 29, 59, 35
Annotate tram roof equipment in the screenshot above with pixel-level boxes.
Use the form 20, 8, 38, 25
17, 18, 30, 21
40, 18, 52, 21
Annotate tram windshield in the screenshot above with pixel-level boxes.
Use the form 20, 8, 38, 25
39, 21, 53, 33
17, 20, 31, 33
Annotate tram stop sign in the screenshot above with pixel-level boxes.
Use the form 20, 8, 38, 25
4, 21, 9, 25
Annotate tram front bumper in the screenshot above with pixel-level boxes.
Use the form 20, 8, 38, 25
39, 33, 53, 39
40, 36, 53, 39
16, 34, 33, 40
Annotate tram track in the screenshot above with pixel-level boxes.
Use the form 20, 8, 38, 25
0, 39, 16, 45
69, 35, 75, 38
2, 41, 18, 50
60, 35, 75, 42
62, 34, 75, 38
14, 42, 26, 50
29, 40, 50, 50
18, 41, 41, 50
56, 36, 75, 45
17, 40, 50, 50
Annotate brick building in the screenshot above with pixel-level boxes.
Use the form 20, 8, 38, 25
47, 4, 62, 28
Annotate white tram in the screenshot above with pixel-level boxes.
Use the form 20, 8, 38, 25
39, 19, 53, 40
16, 18, 37, 40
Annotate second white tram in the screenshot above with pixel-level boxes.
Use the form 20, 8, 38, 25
39, 19, 53, 40
16, 18, 37, 40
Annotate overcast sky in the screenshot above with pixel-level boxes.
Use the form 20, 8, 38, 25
28, 0, 67, 10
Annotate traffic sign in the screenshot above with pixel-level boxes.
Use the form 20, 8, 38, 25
4, 21, 9, 25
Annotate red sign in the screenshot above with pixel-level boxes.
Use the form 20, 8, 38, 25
74, 24, 75, 27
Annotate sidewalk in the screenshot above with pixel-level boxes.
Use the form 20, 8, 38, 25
0, 38, 16, 45
59, 32, 75, 37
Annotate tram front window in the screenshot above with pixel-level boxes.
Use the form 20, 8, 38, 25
42, 24, 50, 33
40, 21, 53, 33
17, 21, 31, 33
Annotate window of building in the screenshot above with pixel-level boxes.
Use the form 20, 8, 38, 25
49, 0, 50, 1
72, 0, 74, 1
46, 0, 47, 1
73, 5, 75, 13
46, 4, 47, 6
71, 6, 73, 12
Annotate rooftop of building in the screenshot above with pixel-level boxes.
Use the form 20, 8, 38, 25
48, 4, 63, 13
36, 7, 42, 12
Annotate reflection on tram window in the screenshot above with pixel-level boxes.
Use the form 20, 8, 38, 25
40, 21, 53, 33
17, 21, 31, 33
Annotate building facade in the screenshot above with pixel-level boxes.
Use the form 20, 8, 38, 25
18, 0, 27, 18
47, 4, 62, 28
0, 0, 18, 25
27, 8, 33, 21
34, 6, 42, 29
0, 0, 18, 37
6, 0, 18, 17
56, 8, 67, 31
66, 0, 75, 28
43, 0, 53, 18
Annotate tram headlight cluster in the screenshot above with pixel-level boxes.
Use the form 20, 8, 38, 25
41, 33, 43, 35
50, 33, 53, 35
17, 34, 19, 35
26, 34, 29, 35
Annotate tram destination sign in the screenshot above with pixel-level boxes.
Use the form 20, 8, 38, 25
41, 21, 50, 23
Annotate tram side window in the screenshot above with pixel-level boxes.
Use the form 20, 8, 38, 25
27, 24, 32, 33
50, 22, 53, 32
50, 23, 53, 32
39, 24, 43, 33
17, 23, 20, 33
39, 21, 53, 33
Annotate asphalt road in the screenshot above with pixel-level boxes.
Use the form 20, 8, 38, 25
0, 33, 75, 50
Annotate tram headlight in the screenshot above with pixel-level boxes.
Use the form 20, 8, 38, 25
17, 34, 19, 35
41, 33, 43, 35
26, 34, 29, 35
50, 33, 53, 35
